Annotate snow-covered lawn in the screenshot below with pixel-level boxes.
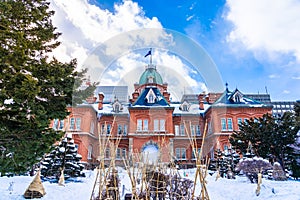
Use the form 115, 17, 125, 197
1, 168, 299, 200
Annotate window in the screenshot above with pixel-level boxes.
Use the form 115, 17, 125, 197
227, 118, 233, 131
116, 148, 126, 159
175, 148, 180, 159
90, 121, 95, 134
118, 124, 122, 135
196, 125, 201, 136
101, 124, 111, 135
191, 125, 196, 136
175, 148, 186, 160
175, 125, 180, 136
244, 118, 249, 125
53, 119, 59, 130
143, 119, 148, 131
160, 119, 165, 131
117, 124, 128, 135
192, 148, 201, 160
116, 148, 121, 159
237, 118, 242, 130
137, 119, 142, 131
115, 104, 120, 112
180, 124, 185, 136
123, 125, 128, 135
76, 118, 81, 130
59, 120, 64, 130
70, 118, 75, 130
237, 118, 242, 125
87, 145, 93, 160
181, 148, 186, 159
137, 119, 148, 131
106, 124, 111, 135
105, 148, 110, 159
148, 94, 155, 103
182, 104, 188, 111
154, 119, 166, 131
154, 120, 159, 131
221, 118, 226, 131
69, 118, 81, 130
122, 148, 126, 158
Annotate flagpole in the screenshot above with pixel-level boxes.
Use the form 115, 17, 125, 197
150, 48, 152, 65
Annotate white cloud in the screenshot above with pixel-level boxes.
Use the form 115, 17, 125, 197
225, 0, 300, 62
48, 0, 210, 100
283, 90, 290, 94
49, 0, 162, 66
268, 74, 280, 79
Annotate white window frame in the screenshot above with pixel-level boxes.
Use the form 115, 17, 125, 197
137, 119, 142, 131
122, 148, 126, 158
196, 125, 201, 136
160, 119, 165, 131
123, 125, 128, 135
221, 118, 226, 131
175, 125, 180, 136
191, 125, 196, 136
76, 118, 81, 130
143, 119, 148, 131
180, 124, 185, 136
87, 145, 92, 160
70, 118, 75, 130
154, 119, 159, 131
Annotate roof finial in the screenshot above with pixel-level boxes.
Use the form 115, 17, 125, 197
225, 82, 228, 89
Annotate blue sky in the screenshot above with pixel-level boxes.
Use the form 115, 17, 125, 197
49, 0, 300, 101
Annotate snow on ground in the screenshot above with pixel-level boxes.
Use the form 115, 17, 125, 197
1, 168, 299, 200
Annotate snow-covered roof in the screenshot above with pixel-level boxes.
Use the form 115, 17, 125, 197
91, 103, 130, 115
213, 88, 271, 108
171, 103, 210, 115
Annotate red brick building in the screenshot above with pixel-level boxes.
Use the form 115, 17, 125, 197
51, 64, 272, 167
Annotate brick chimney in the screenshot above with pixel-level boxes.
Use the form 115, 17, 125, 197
98, 92, 104, 110
163, 90, 170, 103
198, 93, 205, 110
130, 90, 139, 104
207, 93, 222, 104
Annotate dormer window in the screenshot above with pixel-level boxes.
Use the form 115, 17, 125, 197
148, 94, 155, 103
232, 91, 243, 103
146, 88, 156, 104
112, 99, 122, 113
180, 101, 190, 111
148, 76, 154, 83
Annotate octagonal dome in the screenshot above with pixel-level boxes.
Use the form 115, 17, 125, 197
139, 64, 163, 85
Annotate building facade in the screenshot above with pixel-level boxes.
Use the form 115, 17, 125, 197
51, 63, 273, 167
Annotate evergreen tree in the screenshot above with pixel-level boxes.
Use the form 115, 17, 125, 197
40, 134, 84, 180
230, 113, 299, 170
290, 101, 300, 179
0, 0, 95, 175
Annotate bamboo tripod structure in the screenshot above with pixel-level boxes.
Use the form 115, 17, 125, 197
185, 120, 210, 200
90, 117, 122, 200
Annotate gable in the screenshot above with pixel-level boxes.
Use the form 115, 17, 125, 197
133, 86, 169, 106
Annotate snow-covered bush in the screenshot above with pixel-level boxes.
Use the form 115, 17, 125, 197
272, 162, 288, 181
40, 135, 85, 181
235, 157, 272, 183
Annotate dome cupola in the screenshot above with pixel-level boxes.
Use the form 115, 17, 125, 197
138, 64, 163, 85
